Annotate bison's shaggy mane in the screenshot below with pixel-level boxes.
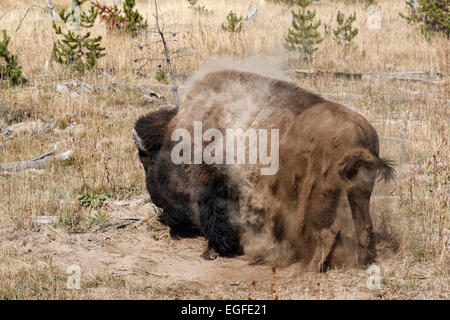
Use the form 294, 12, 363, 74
133, 107, 177, 157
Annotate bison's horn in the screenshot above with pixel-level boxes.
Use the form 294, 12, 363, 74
132, 128, 147, 153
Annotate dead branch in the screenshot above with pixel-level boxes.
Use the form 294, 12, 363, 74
0, 145, 73, 172
16, 5, 51, 32
154, 0, 180, 108
133, 1, 193, 108
0, 6, 17, 22
30, 121, 57, 137
56, 79, 120, 98
405, 0, 418, 16
1, 120, 57, 140
46, 0, 56, 17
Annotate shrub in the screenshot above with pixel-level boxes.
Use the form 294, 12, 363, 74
0, 30, 22, 85
285, 0, 323, 62
419, 0, 449, 38
155, 69, 169, 84
222, 11, 243, 32
333, 11, 358, 48
187, 0, 213, 15
400, 0, 449, 39
92, 0, 148, 36
52, 0, 105, 73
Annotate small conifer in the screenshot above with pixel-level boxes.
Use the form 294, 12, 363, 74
52, 0, 105, 73
285, 0, 323, 62
333, 11, 358, 48
0, 30, 22, 85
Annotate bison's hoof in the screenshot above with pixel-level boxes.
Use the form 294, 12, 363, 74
169, 230, 181, 240
357, 247, 376, 266
201, 247, 219, 260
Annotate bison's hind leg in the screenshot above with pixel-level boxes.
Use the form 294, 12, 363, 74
347, 179, 377, 266
198, 179, 242, 259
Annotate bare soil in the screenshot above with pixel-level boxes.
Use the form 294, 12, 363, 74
1, 196, 447, 300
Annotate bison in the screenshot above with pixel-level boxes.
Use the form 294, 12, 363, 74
132, 70, 395, 271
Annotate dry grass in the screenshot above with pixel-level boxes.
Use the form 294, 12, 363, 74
0, 0, 448, 299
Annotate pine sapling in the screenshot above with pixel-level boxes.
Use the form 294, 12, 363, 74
155, 68, 169, 84
0, 30, 22, 85
187, 0, 213, 15
91, 0, 147, 36
285, 0, 323, 62
92, 1, 124, 30
122, 0, 148, 36
364, 0, 378, 9
399, 0, 449, 39
222, 11, 243, 32
52, 0, 105, 73
419, 0, 449, 38
333, 11, 358, 49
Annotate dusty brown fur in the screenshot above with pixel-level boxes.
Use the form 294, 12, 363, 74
134, 70, 395, 271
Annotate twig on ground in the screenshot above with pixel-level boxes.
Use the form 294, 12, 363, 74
91, 217, 147, 233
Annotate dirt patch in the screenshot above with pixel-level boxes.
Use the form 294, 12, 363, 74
3, 195, 442, 300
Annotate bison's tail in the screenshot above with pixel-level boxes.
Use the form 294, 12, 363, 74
377, 157, 396, 182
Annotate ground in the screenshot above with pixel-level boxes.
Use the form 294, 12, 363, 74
0, 0, 448, 299
0, 194, 448, 299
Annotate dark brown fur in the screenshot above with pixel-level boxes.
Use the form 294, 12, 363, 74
133, 70, 395, 270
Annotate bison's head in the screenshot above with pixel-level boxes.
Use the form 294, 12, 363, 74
132, 108, 177, 174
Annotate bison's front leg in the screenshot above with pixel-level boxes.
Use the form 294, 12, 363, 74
347, 188, 376, 266
306, 219, 340, 272
197, 180, 242, 259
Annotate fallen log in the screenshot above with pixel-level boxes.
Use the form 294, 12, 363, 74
291, 69, 444, 84
0, 146, 73, 172
104, 74, 164, 100
320, 92, 449, 104
2, 120, 57, 139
